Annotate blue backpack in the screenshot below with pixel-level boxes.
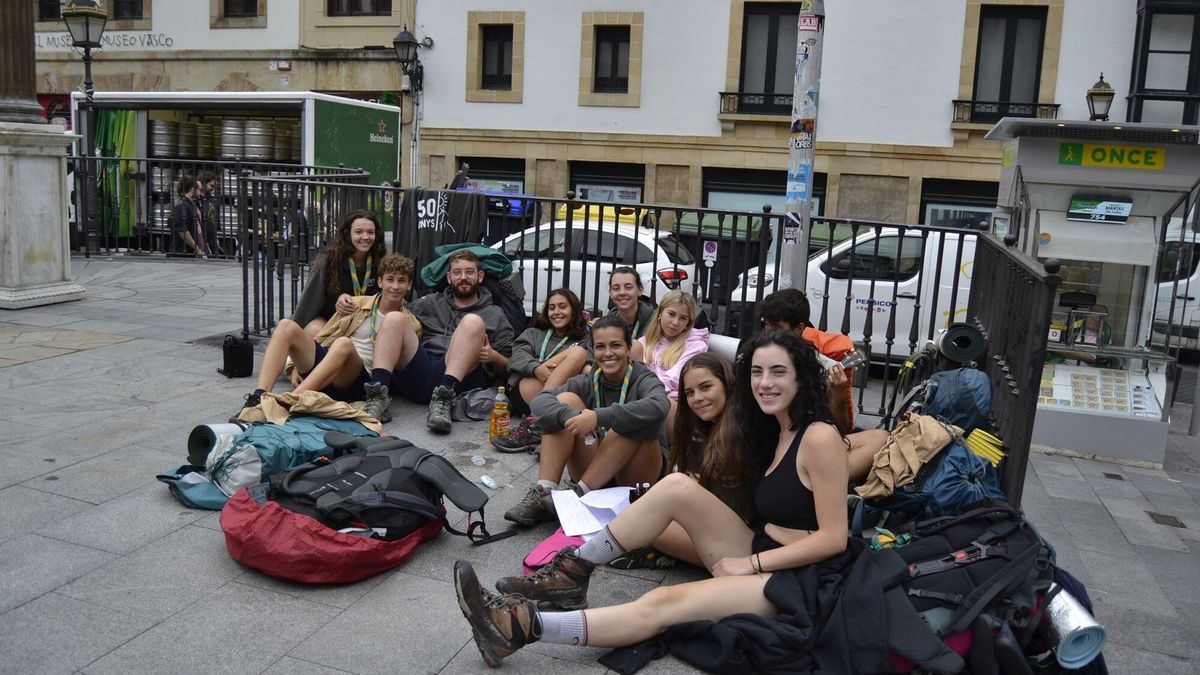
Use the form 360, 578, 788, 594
920, 368, 993, 435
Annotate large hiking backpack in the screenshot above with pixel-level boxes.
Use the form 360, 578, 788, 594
220, 435, 512, 583
919, 367, 993, 435
482, 272, 529, 334
893, 503, 1054, 640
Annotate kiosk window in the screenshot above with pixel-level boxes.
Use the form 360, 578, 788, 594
822, 235, 924, 282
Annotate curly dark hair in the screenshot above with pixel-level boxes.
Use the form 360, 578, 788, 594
322, 210, 386, 294
533, 288, 589, 339
729, 329, 840, 484
757, 288, 811, 329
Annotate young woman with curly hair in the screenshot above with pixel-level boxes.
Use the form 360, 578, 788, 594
291, 209, 387, 336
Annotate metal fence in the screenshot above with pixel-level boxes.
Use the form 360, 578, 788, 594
966, 234, 1061, 506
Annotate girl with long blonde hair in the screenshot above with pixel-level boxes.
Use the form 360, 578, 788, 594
634, 289, 709, 429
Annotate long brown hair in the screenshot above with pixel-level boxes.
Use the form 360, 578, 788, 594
668, 353, 751, 519
323, 210, 386, 294
533, 288, 589, 339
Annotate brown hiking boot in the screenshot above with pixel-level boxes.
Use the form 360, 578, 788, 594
495, 546, 595, 610
503, 484, 556, 527
454, 560, 540, 667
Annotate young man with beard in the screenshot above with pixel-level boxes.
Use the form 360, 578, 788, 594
364, 249, 515, 433
233, 253, 420, 423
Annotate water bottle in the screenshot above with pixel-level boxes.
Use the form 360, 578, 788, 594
488, 387, 510, 442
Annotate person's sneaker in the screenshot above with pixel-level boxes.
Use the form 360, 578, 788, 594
495, 546, 594, 610
427, 385, 454, 433
503, 484, 557, 527
361, 381, 392, 423
492, 416, 542, 453
454, 560, 540, 667
608, 546, 677, 570
229, 391, 261, 423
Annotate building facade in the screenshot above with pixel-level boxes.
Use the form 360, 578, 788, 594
32, 0, 1200, 223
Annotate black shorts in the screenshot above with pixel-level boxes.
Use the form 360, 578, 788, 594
308, 342, 371, 402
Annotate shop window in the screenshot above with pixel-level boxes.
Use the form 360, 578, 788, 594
1131, 6, 1200, 124
594, 26, 631, 93
38, 0, 61, 21
327, 0, 390, 17
111, 0, 144, 20
223, 0, 257, 17
968, 6, 1047, 122
482, 25, 513, 90
571, 161, 645, 204
822, 235, 925, 282
736, 3, 799, 114
920, 178, 999, 230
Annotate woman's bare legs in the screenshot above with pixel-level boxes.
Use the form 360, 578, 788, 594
302, 316, 326, 338
847, 428, 888, 483
650, 521, 702, 567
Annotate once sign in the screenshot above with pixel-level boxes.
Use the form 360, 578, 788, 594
1058, 143, 1165, 171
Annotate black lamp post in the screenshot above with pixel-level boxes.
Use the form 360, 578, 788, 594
63, 0, 108, 257
393, 26, 426, 185
1086, 73, 1115, 122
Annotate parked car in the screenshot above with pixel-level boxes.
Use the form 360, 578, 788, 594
492, 204, 699, 318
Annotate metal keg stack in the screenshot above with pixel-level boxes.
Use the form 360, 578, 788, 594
272, 122, 292, 162
220, 119, 244, 159
242, 119, 274, 161
148, 120, 177, 158
177, 121, 198, 159
195, 123, 215, 159
289, 121, 301, 163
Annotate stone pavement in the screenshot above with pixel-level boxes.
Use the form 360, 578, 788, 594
0, 256, 1198, 674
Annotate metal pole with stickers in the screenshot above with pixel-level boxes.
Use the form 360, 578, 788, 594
780, 0, 824, 293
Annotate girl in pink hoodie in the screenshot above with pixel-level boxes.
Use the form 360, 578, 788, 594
635, 290, 710, 429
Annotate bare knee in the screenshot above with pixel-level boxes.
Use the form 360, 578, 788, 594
455, 313, 486, 337
632, 585, 688, 631
380, 310, 415, 336
329, 336, 355, 355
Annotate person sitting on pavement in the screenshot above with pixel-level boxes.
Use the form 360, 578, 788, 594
606, 266, 655, 340
504, 314, 669, 527
362, 249, 515, 434
492, 288, 592, 454
632, 289, 709, 430
758, 288, 886, 482
453, 329, 850, 667
233, 253, 419, 423
290, 209, 386, 337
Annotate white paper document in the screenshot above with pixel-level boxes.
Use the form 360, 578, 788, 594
551, 486, 631, 537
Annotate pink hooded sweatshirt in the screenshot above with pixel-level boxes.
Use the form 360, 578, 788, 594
638, 327, 710, 399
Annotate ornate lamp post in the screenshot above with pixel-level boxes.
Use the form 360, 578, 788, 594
62, 0, 108, 256
393, 26, 427, 185
1086, 73, 1115, 122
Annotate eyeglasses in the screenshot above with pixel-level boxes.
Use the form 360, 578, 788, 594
448, 269, 477, 279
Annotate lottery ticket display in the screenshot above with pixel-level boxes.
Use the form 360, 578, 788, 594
1037, 364, 1162, 419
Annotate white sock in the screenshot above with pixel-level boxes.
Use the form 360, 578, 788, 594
577, 525, 626, 565
537, 479, 558, 492
539, 610, 588, 646
574, 479, 591, 495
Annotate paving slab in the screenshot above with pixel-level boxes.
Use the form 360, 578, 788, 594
0, 592, 156, 675
40, 483, 205, 555
21, 443, 173, 505
0, 485, 92, 544
0, 534, 115, 614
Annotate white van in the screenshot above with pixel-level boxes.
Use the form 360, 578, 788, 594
730, 228, 976, 357
1151, 219, 1200, 350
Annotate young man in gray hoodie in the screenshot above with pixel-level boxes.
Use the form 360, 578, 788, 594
365, 249, 514, 433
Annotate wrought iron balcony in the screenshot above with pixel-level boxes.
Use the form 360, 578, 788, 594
953, 99, 1060, 124
720, 91, 793, 116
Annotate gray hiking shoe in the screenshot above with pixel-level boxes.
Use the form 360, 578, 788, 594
495, 546, 595, 610
454, 560, 541, 667
504, 484, 557, 527
492, 416, 542, 453
427, 385, 453, 433
361, 381, 392, 424
228, 391, 261, 424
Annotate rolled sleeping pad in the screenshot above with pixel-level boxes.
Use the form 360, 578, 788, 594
187, 422, 248, 466
1042, 583, 1107, 669
934, 322, 986, 364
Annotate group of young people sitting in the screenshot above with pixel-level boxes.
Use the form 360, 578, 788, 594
232, 209, 892, 667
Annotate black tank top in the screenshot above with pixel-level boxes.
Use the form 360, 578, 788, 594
753, 429, 820, 531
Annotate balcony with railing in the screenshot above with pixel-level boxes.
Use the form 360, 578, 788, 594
953, 100, 1060, 124
720, 91, 793, 116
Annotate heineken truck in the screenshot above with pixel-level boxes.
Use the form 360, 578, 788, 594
67, 91, 401, 253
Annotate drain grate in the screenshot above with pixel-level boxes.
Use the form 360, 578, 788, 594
1147, 511, 1187, 528
1103, 472, 1126, 481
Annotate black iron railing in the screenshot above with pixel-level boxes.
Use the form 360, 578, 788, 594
952, 99, 1060, 124
720, 91, 793, 115
967, 234, 1061, 506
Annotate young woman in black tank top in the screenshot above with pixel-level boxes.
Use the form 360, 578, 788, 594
453, 330, 852, 665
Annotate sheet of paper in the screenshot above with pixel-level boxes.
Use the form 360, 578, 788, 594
580, 486, 631, 511
551, 489, 603, 536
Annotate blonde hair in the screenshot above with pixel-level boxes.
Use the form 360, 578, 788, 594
644, 290, 698, 371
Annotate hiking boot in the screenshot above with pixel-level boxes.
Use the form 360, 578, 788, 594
504, 484, 557, 527
495, 546, 594, 610
427, 385, 454, 433
229, 391, 261, 423
361, 381, 392, 424
607, 546, 677, 571
492, 416, 542, 453
454, 560, 540, 667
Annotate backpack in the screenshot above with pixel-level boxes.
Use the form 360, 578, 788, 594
220, 435, 515, 584
218, 333, 253, 378
919, 367, 993, 435
869, 437, 1007, 528
893, 502, 1054, 638
483, 272, 529, 334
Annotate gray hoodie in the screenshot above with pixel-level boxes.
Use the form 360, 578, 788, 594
531, 360, 668, 442
607, 299, 656, 341
506, 326, 592, 391
408, 286, 515, 365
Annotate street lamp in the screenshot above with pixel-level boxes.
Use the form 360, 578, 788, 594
393, 26, 428, 185
1086, 73, 1115, 122
63, 0, 108, 257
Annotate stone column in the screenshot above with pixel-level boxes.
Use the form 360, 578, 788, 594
0, 7, 86, 308
0, 2, 47, 124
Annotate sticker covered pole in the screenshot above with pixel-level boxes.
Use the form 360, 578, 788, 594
779, 0, 824, 291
